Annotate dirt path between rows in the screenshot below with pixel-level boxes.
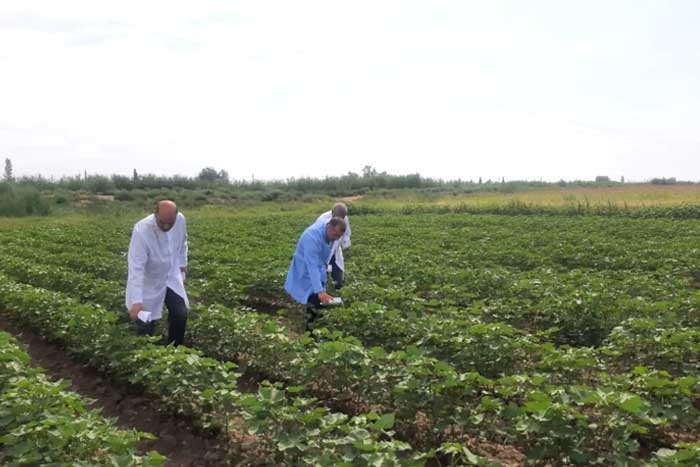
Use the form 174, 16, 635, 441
0, 317, 235, 467
339, 195, 364, 202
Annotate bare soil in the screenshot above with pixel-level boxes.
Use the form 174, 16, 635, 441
338, 195, 365, 202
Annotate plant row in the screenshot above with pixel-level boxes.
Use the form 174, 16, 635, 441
2, 260, 699, 464
0, 275, 452, 467
0, 331, 166, 466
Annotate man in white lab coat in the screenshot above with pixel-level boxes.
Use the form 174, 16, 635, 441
316, 202, 351, 289
126, 200, 189, 346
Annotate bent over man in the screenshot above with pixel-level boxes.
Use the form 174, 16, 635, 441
126, 200, 189, 346
285, 217, 346, 328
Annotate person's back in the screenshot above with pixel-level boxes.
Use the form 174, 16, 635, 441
285, 218, 346, 330
284, 221, 330, 304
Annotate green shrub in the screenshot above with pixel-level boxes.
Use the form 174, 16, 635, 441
0, 184, 51, 217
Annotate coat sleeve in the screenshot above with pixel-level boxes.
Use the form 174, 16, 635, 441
302, 235, 325, 295
178, 215, 188, 268
126, 226, 148, 307
340, 216, 351, 249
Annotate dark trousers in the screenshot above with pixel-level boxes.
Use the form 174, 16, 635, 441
330, 254, 344, 289
136, 288, 188, 346
305, 292, 323, 329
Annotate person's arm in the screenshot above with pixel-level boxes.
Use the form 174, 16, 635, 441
302, 235, 332, 303
341, 216, 351, 249
126, 226, 147, 320
178, 214, 188, 273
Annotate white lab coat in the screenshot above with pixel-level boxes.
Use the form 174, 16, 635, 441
316, 210, 351, 271
125, 212, 189, 320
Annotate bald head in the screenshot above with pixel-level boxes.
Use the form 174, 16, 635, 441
154, 200, 178, 231
331, 202, 348, 218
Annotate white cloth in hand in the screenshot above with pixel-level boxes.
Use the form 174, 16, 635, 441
137, 310, 153, 323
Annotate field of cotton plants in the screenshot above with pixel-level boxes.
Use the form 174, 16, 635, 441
1, 203, 699, 466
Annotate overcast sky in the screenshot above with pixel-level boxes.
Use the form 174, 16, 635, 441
1, 1, 699, 182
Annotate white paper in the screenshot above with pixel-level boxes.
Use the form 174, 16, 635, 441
137, 310, 153, 322
322, 297, 343, 307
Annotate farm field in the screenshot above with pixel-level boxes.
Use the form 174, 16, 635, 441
350, 184, 700, 212
1, 201, 700, 466
443, 184, 700, 207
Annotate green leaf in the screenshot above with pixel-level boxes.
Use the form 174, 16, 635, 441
617, 394, 645, 414
523, 398, 551, 413
655, 448, 676, 459
372, 413, 395, 431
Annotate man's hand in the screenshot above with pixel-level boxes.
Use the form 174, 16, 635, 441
318, 292, 334, 304
129, 303, 145, 321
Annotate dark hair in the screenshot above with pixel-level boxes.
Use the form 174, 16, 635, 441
328, 217, 347, 233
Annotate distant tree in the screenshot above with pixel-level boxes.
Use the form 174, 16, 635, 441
478, 177, 482, 184
197, 167, 229, 183
198, 167, 219, 182
501, 177, 505, 184
112, 174, 131, 190
85, 175, 113, 193
133, 168, 138, 180
651, 177, 677, 185
620, 175, 625, 183
362, 165, 377, 178
4, 158, 13, 182
595, 175, 610, 182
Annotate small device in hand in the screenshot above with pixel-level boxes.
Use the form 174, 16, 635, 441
321, 297, 343, 307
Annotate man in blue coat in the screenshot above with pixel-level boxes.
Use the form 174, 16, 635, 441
285, 216, 347, 328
